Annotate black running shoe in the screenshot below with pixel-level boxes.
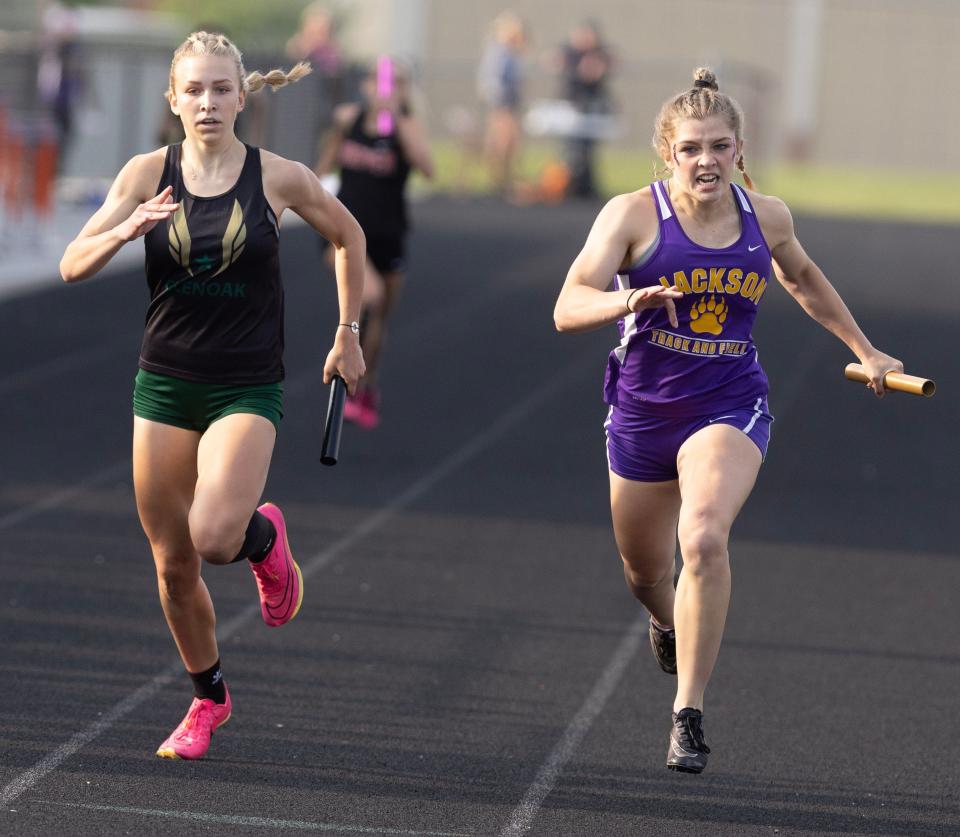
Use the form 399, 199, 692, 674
648, 618, 677, 675
666, 708, 711, 773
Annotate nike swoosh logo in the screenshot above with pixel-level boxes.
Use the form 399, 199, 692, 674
748, 244, 763, 252
709, 415, 736, 423
671, 742, 700, 759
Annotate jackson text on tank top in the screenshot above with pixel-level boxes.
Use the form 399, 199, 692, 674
604, 181, 770, 416
141, 143, 284, 385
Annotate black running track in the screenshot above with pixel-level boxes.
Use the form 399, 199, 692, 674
1, 197, 957, 836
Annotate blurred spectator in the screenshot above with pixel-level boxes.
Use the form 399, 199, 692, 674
442, 105, 484, 194
37, 2, 84, 172
476, 11, 527, 195
287, 2, 348, 157
553, 19, 613, 198
286, 3, 343, 76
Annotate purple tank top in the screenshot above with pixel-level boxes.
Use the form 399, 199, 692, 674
604, 181, 770, 416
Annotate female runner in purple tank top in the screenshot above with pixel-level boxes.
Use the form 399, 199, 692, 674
554, 68, 902, 774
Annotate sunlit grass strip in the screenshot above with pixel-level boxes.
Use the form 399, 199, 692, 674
759, 164, 960, 225
424, 140, 960, 225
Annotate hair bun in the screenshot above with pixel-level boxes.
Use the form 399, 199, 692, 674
692, 67, 718, 91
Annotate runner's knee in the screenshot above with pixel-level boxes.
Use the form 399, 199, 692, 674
155, 557, 200, 602
622, 555, 675, 592
677, 521, 729, 575
189, 514, 243, 565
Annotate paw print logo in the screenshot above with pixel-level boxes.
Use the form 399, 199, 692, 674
689, 294, 728, 335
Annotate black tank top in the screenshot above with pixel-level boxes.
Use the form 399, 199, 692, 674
335, 109, 411, 239
141, 143, 284, 384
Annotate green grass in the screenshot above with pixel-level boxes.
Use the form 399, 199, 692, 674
424, 140, 960, 225
757, 165, 960, 225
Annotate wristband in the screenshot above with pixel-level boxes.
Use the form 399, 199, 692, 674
625, 288, 641, 313
338, 322, 360, 335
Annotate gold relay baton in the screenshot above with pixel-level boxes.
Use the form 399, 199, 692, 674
844, 363, 936, 397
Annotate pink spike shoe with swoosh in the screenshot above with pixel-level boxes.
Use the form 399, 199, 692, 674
250, 502, 303, 627
156, 686, 232, 760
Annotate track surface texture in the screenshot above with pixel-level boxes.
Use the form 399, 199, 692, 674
1, 196, 957, 836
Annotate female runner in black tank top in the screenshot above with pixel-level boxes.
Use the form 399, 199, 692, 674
315, 60, 434, 428
60, 32, 366, 761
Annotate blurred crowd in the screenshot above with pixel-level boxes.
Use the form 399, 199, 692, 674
476, 11, 617, 203
0, 1, 626, 254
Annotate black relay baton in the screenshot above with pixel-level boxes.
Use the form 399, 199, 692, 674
320, 376, 347, 466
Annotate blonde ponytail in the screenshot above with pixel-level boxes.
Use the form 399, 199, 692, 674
737, 153, 756, 191
245, 61, 313, 94
168, 31, 312, 98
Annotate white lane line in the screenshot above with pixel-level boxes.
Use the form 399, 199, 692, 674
0, 354, 595, 808
499, 614, 646, 836
0, 458, 130, 533
0, 667, 181, 808
37, 802, 472, 836
2, 228, 539, 401
0, 237, 550, 533
496, 334, 825, 833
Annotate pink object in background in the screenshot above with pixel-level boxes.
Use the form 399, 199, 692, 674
376, 55, 394, 136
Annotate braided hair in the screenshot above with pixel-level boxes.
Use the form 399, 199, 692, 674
167, 31, 312, 99
652, 67, 754, 189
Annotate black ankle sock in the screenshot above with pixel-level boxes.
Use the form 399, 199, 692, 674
189, 658, 226, 704
230, 511, 276, 564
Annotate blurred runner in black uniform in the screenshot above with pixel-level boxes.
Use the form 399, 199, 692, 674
316, 60, 434, 428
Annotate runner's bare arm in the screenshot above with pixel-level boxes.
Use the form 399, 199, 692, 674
555, 193, 681, 333
60, 151, 172, 283
263, 153, 366, 391
395, 115, 435, 179
757, 195, 902, 393
313, 103, 357, 176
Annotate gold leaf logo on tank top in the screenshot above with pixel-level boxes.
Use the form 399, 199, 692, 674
166, 199, 247, 277
213, 199, 247, 277
167, 204, 193, 276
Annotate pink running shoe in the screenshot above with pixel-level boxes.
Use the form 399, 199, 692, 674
251, 502, 303, 627
343, 391, 365, 425
156, 686, 232, 760
354, 387, 381, 430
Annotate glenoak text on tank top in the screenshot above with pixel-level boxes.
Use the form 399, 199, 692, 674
604, 181, 770, 416
141, 143, 284, 385
335, 109, 411, 239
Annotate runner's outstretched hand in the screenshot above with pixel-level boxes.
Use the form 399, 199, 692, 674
115, 186, 180, 242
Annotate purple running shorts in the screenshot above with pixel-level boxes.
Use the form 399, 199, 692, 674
604, 395, 773, 482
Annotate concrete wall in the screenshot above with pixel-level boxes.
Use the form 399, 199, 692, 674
816, 0, 960, 168
342, 0, 959, 170
5, 0, 954, 178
